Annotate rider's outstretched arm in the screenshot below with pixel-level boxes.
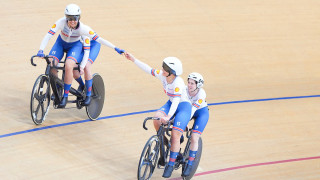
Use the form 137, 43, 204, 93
133, 58, 153, 75
95, 37, 116, 49
86, 30, 124, 54
125, 53, 153, 75
96, 37, 124, 54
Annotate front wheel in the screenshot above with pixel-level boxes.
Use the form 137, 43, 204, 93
86, 73, 105, 120
182, 137, 203, 180
30, 74, 51, 125
137, 135, 160, 180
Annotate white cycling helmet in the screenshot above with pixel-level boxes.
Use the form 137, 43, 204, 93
65, 4, 81, 21
188, 72, 204, 88
162, 57, 183, 76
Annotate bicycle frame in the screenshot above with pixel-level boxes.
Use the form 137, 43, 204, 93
157, 123, 171, 167
31, 55, 83, 105
143, 117, 172, 167
139, 117, 202, 180
143, 117, 198, 166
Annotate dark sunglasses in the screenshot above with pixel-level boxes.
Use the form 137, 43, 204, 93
162, 62, 175, 75
66, 15, 80, 21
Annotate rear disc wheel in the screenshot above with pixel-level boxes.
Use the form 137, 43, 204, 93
86, 73, 105, 120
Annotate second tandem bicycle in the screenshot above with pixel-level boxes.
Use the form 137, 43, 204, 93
138, 117, 203, 180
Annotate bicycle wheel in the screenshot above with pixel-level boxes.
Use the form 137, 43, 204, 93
86, 73, 105, 120
137, 135, 160, 180
30, 74, 51, 125
182, 137, 203, 180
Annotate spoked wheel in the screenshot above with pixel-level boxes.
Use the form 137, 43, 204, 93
86, 73, 105, 120
30, 74, 51, 125
182, 137, 203, 180
138, 135, 160, 180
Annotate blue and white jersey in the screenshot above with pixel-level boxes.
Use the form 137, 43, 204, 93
150, 68, 190, 103
43, 17, 96, 44
39, 17, 117, 68
133, 58, 191, 117
186, 86, 208, 118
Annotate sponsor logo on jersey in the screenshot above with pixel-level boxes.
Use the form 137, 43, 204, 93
156, 70, 160, 74
52, 24, 56, 28
85, 39, 90, 44
175, 87, 180, 92
89, 31, 94, 35
198, 99, 203, 104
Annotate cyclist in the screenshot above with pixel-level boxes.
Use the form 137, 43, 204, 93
182, 72, 209, 177
36, 4, 124, 108
124, 52, 191, 178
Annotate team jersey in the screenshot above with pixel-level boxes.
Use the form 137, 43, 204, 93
134, 59, 190, 103
133, 58, 190, 117
39, 17, 116, 68
42, 17, 96, 44
186, 86, 208, 118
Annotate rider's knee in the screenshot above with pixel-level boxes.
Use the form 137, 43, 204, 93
153, 119, 161, 128
191, 133, 201, 143
66, 58, 75, 64
171, 130, 182, 141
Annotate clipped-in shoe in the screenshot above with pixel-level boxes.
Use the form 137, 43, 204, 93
58, 96, 68, 108
162, 165, 174, 178
82, 96, 91, 106
182, 164, 193, 177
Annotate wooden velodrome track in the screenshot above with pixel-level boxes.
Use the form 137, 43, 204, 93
1, 0, 320, 179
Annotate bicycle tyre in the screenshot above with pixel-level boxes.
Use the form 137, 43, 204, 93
182, 137, 203, 180
86, 73, 105, 120
30, 74, 51, 125
137, 135, 160, 180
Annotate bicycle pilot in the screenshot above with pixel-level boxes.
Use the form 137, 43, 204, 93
36, 4, 124, 108
124, 52, 192, 178
182, 72, 209, 177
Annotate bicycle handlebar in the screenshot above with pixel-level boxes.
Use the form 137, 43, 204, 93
143, 117, 172, 136
31, 55, 51, 66
143, 117, 160, 130
30, 55, 80, 71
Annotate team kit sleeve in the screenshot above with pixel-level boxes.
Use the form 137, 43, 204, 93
134, 58, 155, 76
167, 81, 183, 118
86, 29, 116, 49
150, 68, 163, 80
39, 17, 64, 51
80, 36, 91, 69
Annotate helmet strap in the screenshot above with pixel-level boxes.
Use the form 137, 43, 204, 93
191, 87, 199, 93
166, 72, 171, 77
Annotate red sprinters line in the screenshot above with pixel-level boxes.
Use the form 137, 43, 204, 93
169, 156, 320, 180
